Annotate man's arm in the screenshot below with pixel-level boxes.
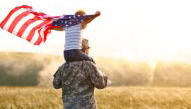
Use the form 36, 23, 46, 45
53, 66, 62, 89
85, 62, 108, 89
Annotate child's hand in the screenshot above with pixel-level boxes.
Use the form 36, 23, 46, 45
95, 11, 101, 17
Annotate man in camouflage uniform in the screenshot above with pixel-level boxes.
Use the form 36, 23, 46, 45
53, 38, 109, 109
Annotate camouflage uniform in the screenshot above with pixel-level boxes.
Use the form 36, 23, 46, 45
53, 61, 108, 109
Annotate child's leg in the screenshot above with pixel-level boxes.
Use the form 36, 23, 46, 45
64, 49, 95, 63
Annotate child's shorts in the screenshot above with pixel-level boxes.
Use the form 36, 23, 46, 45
64, 49, 95, 63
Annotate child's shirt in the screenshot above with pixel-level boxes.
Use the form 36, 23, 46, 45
52, 15, 94, 50
64, 24, 82, 50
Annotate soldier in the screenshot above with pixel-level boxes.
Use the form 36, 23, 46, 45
53, 38, 110, 109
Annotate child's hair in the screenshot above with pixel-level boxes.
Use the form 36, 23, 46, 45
75, 10, 86, 15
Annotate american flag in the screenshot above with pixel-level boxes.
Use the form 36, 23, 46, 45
0, 5, 57, 45
52, 14, 94, 28
0, 5, 92, 45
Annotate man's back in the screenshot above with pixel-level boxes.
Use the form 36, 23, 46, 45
53, 61, 108, 109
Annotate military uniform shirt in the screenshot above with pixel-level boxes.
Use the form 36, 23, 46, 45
53, 61, 108, 109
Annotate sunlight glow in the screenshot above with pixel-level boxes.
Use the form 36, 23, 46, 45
1, 0, 191, 63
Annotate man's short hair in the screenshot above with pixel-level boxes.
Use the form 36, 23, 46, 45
82, 38, 90, 49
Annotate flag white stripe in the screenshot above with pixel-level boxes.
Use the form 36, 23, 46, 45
40, 27, 46, 42
4, 8, 27, 30
12, 14, 35, 35
22, 20, 44, 39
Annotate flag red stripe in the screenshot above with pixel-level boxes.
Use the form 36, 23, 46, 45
34, 29, 43, 45
34, 36, 42, 45
16, 17, 37, 37
0, 7, 21, 28
8, 11, 30, 33
19, 5, 33, 9
43, 23, 53, 42
26, 21, 49, 41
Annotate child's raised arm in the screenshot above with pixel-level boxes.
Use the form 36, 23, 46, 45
81, 11, 101, 29
51, 27, 64, 31
51, 11, 101, 29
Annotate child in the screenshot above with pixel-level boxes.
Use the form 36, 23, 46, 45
52, 10, 100, 63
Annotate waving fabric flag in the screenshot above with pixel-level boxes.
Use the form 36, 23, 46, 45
0, 5, 93, 45
52, 14, 94, 28
0, 5, 59, 45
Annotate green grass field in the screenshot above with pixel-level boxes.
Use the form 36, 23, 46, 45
0, 86, 191, 109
